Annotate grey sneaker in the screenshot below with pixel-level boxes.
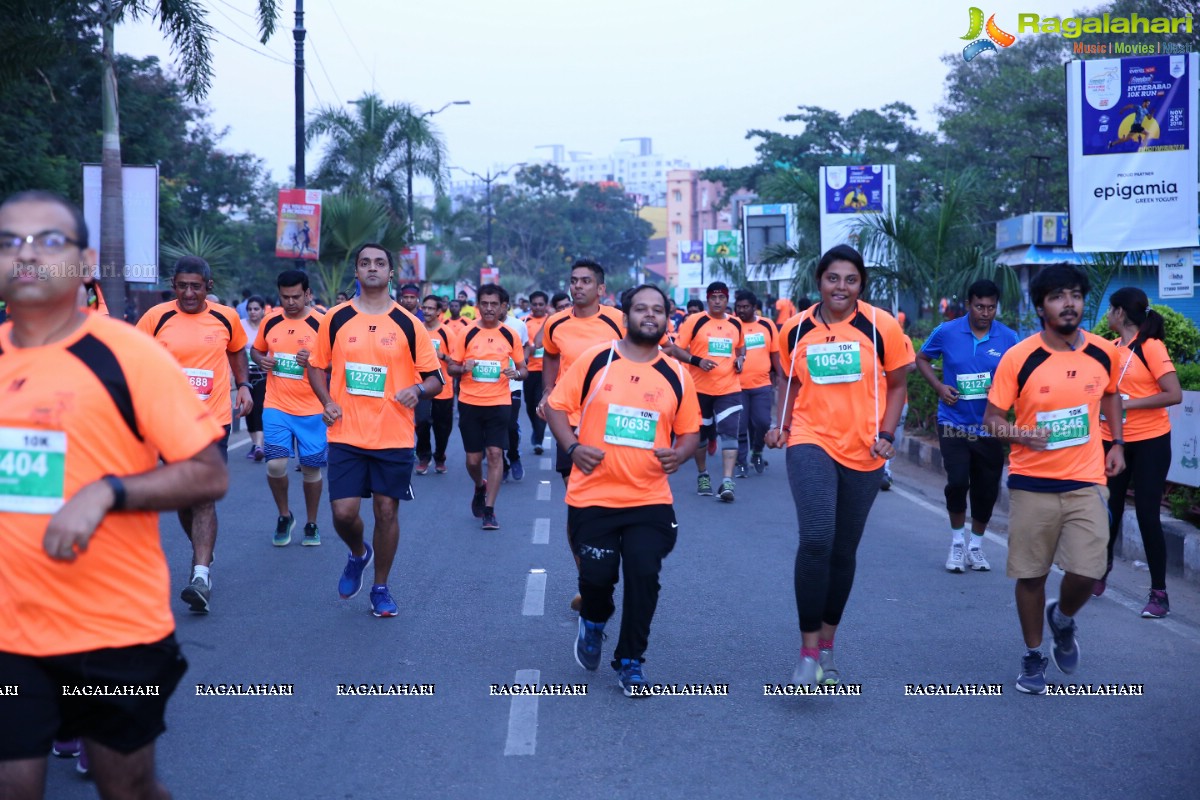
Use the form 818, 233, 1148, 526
1016, 651, 1049, 695
791, 656, 824, 687
945, 541, 966, 573
180, 575, 211, 613
967, 546, 990, 571
718, 478, 735, 502
818, 648, 840, 686
696, 473, 713, 496
1046, 601, 1079, 674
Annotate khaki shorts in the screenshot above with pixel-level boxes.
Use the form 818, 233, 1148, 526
1007, 486, 1110, 580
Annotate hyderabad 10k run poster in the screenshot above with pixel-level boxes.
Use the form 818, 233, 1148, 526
275, 188, 322, 260
818, 164, 896, 260
1067, 53, 1198, 252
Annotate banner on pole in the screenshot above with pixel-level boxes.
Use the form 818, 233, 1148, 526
818, 165, 895, 261
677, 240, 704, 288
81, 164, 159, 283
1067, 54, 1198, 252
1158, 247, 1195, 298
703, 230, 741, 284
398, 245, 426, 282
275, 189, 322, 260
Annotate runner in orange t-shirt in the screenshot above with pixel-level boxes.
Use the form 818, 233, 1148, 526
523, 290, 551, 454
0, 190, 227, 798
983, 264, 1125, 695
252, 269, 326, 548
447, 284, 527, 530
547, 284, 700, 696
415, 295, 456, 476
767, 245, 913, 689
305, 243, 444, 618
1096, 288, 1182, 616
774, 296, 796, 325
665, 281, 746, 502
136, 256, 253, 614
733, 289, 782, 477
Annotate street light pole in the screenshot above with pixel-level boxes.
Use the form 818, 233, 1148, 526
293, 0, 306, 271
406, 100, 470, 241
453, 163, 526, 267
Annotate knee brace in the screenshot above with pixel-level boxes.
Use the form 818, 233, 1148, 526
266, 459, 289, 478
301, 465, 323, 483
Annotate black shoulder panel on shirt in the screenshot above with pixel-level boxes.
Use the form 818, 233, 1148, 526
690, 315, 712, 339
599, 312, 623, 338
262, 314, 285, 338
1016, 347, 1052, 397
328, 305, 358, 352
497, 325, 516, 348
304, 315, 321, 333
66, 333, 143, 442
580, 347, 622, 406
388, 307, 419, 363
850, 311, 885, 367
152, 309, 178, 338
788, 318, 817, 352
207, 308, 233, 340
652, 358, 685, 410
463, 326, 481, 350
546, 315, 569, 346
1082, 342, 1111, 375
728, 316, 742, 334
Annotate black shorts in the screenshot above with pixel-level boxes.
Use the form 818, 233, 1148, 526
458, 401, 510, 453
327, 443, 415, 502
0, 634, 187, 759
1130, 123, 1146, 134
217, 424, 232, 464
697, 392, 742, 446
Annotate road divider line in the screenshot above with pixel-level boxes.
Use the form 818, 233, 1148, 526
228, 435, 252, 452
532, 518, 550, 545
503, 668, 539, 756
522, 570, 547, 616
540, 457, 552, 471
537, 481, 551, 501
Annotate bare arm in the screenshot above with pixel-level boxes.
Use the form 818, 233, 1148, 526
1125, 371, 1183, 410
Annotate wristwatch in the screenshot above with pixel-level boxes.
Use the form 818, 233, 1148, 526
1110, 439, 1125, 447
237, 381, 252, 390
415, 384, 427, 400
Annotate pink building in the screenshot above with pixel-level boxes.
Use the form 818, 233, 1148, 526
665, 170, 736, 286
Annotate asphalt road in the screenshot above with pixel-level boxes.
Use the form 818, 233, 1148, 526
44, 427, 1200, 800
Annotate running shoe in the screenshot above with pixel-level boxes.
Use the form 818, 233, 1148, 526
244, 447, 256, 460
180, 575, 211, 613
734, 464, 749, 479
791, 656, 823, 687
617, 659, 648, 697
967, 546, 990, 571
1016, 651, 1048, 695
273, 513, 295, 547
301, 523, 321, 546
697, 473, 713, 496
1045, 600, 1079, 674
1141, 589, 1170, 619
253, 446, 265, 462
435, 459, 447, 474
880, 470, 892, 491
471, 482, 487, 518
945, 541, 965, 573
482, 510, 500, 530
574, 617, 606, 671
370, 584, 398, 617
818, 648, 840, 686
511, 460, 525, 482
719, 478, 735, 502
533, 445, 544, 455
76, 745, 90, 777
52, 740, 81, 758
415, 460, 429, 476
337, 544, 374, 599
751, 451, 766, 474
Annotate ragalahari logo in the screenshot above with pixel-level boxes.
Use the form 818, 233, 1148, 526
961, 8, 1016, 61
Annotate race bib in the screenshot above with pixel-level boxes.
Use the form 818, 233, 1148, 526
1101, 393, 1130, 424
744, 332, 767, 351
183, 367, 215, 400
604, 405, 659, 449
431, 337, 442, 352
1036, 404, 1090, 450
956, 371, 991, 401
272, 352, 304, 380
0, 428, 66, 514
344, 362, 387, 398
707, 337, 734, 358
533, 347, 545, 358
806, 341, 862, 384
472, 360, 502, 383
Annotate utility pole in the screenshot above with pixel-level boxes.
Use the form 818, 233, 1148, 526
293, 0, 306, 271
453, 163, 526, 266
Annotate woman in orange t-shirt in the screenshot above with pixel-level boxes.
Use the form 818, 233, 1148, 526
768, 245, 913, 688
1098, 288, 1182, 617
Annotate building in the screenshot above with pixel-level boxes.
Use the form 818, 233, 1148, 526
664, 169, 739, 287
533, 139, 689, 207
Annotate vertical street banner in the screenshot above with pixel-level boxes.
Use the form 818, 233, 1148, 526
275, 189, 322, 260
677, 240, 704, 288
480, 266, 499, 286
398, 245, 427, 282
1067, 54, 1198, 252
818, 165, 896, 261
81, 164, 159, 282
702, 230, 741, 282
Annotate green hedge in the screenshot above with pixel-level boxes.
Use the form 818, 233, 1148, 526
1177, 363, 1200, 391
905, 337, 939, 433
1090, 303, 1200, 364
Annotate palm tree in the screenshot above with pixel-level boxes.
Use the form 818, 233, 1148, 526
306, 95, 448, 234
313, 192, 406, 304
95, 0, 279, 314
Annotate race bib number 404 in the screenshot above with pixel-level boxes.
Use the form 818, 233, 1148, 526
0, 428, 66, 514
1036, 404, 1090, 450
604, 405, 660, 449
806, 341, 862, 384
344, 362, 387, 398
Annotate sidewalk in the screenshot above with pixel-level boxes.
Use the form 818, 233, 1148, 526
896, 430, 1200, 589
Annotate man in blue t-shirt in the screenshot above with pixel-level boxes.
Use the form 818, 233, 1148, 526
916, 279, 1019, 573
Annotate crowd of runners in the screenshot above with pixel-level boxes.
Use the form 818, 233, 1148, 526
0, 190, 1185, 798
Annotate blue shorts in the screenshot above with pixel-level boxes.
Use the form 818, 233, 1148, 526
328, 443, 415, 502
263, 408, 328, 467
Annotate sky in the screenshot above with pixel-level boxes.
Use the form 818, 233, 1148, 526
116, 0, 1091, 185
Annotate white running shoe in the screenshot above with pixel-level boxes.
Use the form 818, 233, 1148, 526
818, 649, 840, 686
791, 656, 823, 687
945, 541, 966, 573
967, 546, 991, 571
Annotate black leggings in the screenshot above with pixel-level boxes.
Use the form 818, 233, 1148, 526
246, 373, 267, 434
787, 444, 882, 633
524, 371, 547, 446
416, 398, 454, 462
938, 425, 1005, 525
1105, 433, 1171, 590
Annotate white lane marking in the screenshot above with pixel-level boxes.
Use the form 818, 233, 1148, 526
540, 457, 552, 471
504, 669, 540, 756
537, 481, 551, 501
522, 570, 547, 616
228, 436, 252, 452
533, 518, 550, 545
889, 484, 1200, 645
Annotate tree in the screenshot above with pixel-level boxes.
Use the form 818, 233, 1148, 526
313, 192, 406, 304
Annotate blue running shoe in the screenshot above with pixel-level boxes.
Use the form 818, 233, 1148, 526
338, 544, 373, 599
617, 659, 648, 697
1016, 650, 1049, 695
273, 513, 295, 547
511, 460, 524, 482
370, 584, 398, 617
574, 617, 606, 671
1046, 600, 1079, 674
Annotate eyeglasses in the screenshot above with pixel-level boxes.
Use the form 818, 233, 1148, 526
0, 230, 84, 254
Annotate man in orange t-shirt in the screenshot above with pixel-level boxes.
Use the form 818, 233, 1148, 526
665, 281, 746, 502
137, 257, 252, 614
733, 289, 782, 477
0, 190, 227, 799
447, 284, 527, 530
252, 268, 325, 547
523, 290, 551, 455
547, 284, 700, 697
306, 243, 444, 618
984, 264, 1125, 696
